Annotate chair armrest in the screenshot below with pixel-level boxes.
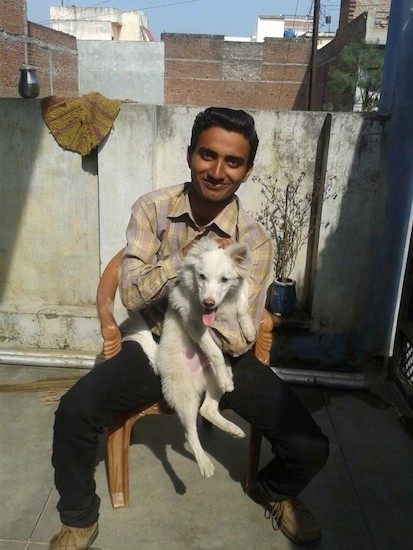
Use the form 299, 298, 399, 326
253, 309, 274, 366
96, 248, 125, 360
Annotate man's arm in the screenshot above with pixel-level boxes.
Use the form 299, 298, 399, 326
119, 197, 183, 311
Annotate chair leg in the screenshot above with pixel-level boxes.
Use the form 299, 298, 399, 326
107, 412, 139, 509
244, 425, 262, 494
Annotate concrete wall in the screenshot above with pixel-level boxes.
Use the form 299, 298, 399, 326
78, 41, 164, 103
0, 99, 99, 353
0, 100, 392, 368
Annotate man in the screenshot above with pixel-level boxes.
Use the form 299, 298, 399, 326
49, 107, 329, 549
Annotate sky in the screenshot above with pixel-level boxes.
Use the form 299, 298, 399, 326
26, 1, 341, 41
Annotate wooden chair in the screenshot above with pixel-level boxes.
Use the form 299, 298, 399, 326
97, 248, 274, 509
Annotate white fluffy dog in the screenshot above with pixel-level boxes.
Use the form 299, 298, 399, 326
123, 238, 256, 477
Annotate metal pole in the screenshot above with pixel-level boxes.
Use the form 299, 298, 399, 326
308, 0, 321, 110
274, 367, 370, 390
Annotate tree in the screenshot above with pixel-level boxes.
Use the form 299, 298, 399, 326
327, 42, 385, 112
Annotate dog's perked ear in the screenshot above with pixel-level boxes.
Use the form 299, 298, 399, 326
227, 243, 252, 275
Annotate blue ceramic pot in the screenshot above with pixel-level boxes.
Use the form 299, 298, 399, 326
270, 278, 296, 316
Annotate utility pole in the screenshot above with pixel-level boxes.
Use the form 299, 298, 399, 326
308, 0, 320, 110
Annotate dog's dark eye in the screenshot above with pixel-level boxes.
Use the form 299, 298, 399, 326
199, 273, 206, 280
221, 277, 229, 283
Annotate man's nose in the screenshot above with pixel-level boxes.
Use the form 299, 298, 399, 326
208, 159, 225, 180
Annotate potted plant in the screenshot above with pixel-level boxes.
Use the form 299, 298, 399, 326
253, 171, 324, 316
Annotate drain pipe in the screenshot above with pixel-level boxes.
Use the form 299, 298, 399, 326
0, 349, 97, 369
0, 350, 370, 390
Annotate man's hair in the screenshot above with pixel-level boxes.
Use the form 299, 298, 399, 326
188, 107, 259, 169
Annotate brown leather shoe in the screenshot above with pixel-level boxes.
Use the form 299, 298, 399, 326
49, 522, 98, 549
265, 498, 321, 544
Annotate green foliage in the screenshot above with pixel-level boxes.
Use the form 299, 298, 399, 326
329, 42, 384, 111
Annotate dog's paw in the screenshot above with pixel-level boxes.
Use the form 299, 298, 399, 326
198, 455, 215, 478
243, 327, 257, 342
229, 425, 246, 439
219, 377, 235, 393
240, 320, 257, 342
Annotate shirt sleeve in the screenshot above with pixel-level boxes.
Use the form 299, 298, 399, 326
119, 197, 183, 311
210, 232, 274, 357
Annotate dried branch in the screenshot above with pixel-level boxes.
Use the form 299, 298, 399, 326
252, 172, 332, 282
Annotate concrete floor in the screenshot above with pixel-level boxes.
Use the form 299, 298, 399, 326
1, 362, 413, 550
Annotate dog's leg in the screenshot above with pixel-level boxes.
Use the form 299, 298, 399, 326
158, 317, 215, 478
202, 347, 234, 393
182, 317, 235, 394
185, 415, 216, 478
187, 330, 234, 393
199, 372, 245, 439
164, 379, 215, 477
161, 373, 216, 478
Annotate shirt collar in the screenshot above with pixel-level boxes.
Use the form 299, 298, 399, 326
168, 183, 240, 239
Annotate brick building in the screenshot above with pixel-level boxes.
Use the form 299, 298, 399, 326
0, 0, 78, 97
314, 0, 390, 111
163, 33, 312, 110
340, 0, 391, 24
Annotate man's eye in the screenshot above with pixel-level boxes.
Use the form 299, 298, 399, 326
227, 159, 241, 168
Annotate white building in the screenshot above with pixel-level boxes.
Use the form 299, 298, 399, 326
224, 14, 334, 48
256, 14, 313, 41
254, 15, 334, 49
49, 6, 154, 41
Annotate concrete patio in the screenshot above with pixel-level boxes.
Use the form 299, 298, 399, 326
1, 362, 413, 550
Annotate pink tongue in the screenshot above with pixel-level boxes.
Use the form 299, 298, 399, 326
202, 308, 216, 326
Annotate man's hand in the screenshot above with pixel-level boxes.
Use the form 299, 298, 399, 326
182, 241, 195, 257
182, 237, 234, 257
215, 238, 233, 249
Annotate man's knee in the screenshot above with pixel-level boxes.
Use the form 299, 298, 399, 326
55, 381, 96, 429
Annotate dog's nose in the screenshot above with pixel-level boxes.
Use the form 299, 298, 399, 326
203, 299, 215, 309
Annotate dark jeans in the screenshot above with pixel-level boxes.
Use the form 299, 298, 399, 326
52, 341, 329, 527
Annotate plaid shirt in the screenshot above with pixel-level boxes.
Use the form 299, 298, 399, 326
120, 182, 273, 356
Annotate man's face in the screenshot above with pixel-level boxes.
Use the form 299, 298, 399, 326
187, 126, 253, 206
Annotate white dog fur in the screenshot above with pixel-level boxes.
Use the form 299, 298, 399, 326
123, 238, 256, 477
